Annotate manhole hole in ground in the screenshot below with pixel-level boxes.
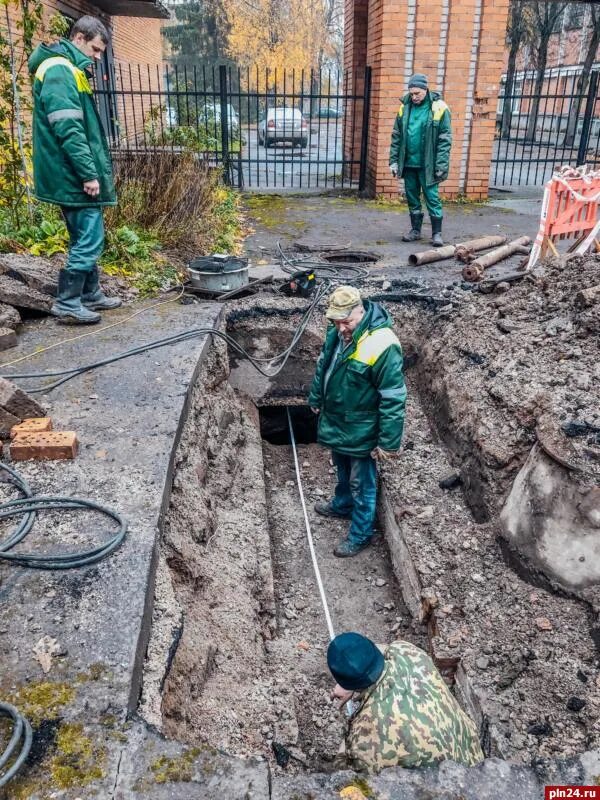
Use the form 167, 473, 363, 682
320, 250, 380, 264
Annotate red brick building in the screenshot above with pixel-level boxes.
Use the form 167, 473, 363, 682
2, 0, 169, 146
345, 0, 511, 199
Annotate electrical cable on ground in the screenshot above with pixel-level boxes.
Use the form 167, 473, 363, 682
3, 282, 330, 393
286, 409, 354, 717
0, 285, 186, 370
277, 241, 370, 281
0, 461, 126, 569
0, 702, 32, 789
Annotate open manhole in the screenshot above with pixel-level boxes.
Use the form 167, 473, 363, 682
319, 249, 380, 264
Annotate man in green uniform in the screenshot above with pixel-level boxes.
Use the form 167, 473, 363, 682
308, 286, 406, 558
328, 632, 484, 773
29, 16, 121, 324
389, 73, 452, 247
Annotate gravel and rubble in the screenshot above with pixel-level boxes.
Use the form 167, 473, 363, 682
380, 392, 600, 764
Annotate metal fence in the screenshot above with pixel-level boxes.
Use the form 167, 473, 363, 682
94, 62, 372, 192
491, 69, 600, 187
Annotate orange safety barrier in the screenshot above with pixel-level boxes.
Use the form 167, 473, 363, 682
527, 168, 600, 269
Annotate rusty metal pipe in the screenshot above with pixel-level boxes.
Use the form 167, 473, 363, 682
462, 236, 532, 282
407, 235, 507, 267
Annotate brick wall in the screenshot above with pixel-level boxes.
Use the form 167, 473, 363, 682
346, 0, 510, 199
1, 0, 164, 146
110, 18, 164, 146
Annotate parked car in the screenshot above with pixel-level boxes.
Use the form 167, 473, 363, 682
315, 105, 343, 119
258, 107, 308, 147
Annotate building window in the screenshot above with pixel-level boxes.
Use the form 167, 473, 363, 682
565, 4, 586, 31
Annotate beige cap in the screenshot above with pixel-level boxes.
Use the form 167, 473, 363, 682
325, 285, 362, 320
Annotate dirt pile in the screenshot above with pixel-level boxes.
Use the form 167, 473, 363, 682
417, 254, 600, 519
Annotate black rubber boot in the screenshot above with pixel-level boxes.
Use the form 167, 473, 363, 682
402, 212, 424, 242
430, 216, 444, 247
51, 270, 101, 324
82, 267, 122, 310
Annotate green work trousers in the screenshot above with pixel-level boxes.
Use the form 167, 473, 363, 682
402, 167, 443, 219
62, 207, 105, 274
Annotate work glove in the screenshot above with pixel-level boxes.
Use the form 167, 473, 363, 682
371, 447, 398, 461
390, 164, 398, 178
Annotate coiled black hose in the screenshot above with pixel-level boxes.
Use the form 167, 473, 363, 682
0, 703, 32, 789
0, 461, 126, 570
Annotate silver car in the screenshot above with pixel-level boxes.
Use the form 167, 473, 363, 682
258, 107, 308, 148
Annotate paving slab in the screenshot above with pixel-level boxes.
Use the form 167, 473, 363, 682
0, 298, 227, 797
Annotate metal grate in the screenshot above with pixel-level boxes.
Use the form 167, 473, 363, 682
491, 69, 600, 188
94, 62, 372, 192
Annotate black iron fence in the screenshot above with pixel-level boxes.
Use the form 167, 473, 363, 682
491, 69, 600, 187
94, 62, 372, 192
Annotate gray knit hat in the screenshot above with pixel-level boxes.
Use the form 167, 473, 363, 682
408, 73, 428, 90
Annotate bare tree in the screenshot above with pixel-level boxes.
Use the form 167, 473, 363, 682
501, 0, 536, 138
524, 0, 568, 142
564, 3, 600, 147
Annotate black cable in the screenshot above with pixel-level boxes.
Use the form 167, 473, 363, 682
0, 462, 126, 570
0, 702, 32, 789
3, 281, 329, 394
277, 241, 370, 281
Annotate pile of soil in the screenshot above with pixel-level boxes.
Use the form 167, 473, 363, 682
418, 254, 600, 519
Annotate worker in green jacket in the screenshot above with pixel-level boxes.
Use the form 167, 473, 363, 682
389, 74, 452, 247
29, 16, 121, 324
328, 632, 484, 773
308, 286, 406, 558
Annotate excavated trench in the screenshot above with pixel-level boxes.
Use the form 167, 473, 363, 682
139, 297, 599, 776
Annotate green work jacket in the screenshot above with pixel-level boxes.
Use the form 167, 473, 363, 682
308, 301, 406, 457
29, 39, 116, 207
389, 91, 452, 186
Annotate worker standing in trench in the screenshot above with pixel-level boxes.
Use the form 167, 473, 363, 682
328, 632, 484, 772
389, 73, 452, 247
29, 16, 122, 324
308, 286, 406, 558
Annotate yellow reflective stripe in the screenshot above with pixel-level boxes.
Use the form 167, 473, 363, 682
35, 56, 92, 94
432, 99, 448, 122
397, 103, 404, 118
349, 328, 400, 366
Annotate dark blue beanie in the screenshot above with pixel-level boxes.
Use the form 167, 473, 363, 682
408, 74, 429, 91
327, 632, 385, 691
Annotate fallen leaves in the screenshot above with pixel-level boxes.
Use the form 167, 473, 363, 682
33, 635, 61, 673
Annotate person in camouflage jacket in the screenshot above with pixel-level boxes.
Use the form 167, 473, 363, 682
328, 632, 484, 773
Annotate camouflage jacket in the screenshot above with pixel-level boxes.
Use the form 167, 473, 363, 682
345, 641, 484, 772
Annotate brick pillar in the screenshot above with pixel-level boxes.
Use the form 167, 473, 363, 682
344, 0, 369, 182
349, 0, 510, 199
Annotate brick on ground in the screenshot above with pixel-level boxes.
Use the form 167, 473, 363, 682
10, 417, 53, 439
10, 431, 78, 461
